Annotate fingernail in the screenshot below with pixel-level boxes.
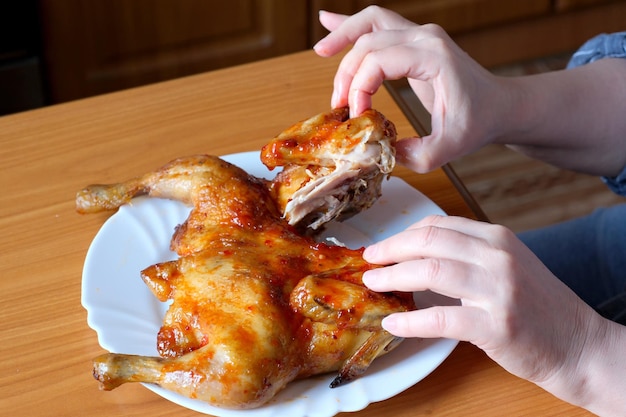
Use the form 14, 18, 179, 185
349, 101, 362, 118
363, 269, 386, 292
348, 91, 356, 117
361, 269, 375, 287
362, 244, 377, 261
331, 89, 339, 108
381, 315, 398, 332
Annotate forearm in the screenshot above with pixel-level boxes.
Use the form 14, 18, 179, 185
583, 321, 626, 416
547, 317, 626, 417
493, 58, 626, 176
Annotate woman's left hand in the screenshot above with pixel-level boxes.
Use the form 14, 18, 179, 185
361, 215, 608, 406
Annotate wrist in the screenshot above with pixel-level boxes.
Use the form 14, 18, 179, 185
542, 310, 626, 416
577, 318, 626, 416
488, 75, 544, 146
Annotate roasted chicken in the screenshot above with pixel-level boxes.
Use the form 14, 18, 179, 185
261, 107, 397, 232
78, 108, 415, 409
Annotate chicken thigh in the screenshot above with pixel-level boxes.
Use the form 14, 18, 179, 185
78, 108, 415, 409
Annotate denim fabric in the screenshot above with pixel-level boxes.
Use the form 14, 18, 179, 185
567, 32, 626, 69
518, 204, 626, 324
517, 33, 626, 324
602, 165, 626, 196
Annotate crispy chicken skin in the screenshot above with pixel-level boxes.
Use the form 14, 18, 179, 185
78, 108, 414, 409
261, 107, 397, 231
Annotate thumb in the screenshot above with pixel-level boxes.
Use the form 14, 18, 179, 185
395, 136, 444, 173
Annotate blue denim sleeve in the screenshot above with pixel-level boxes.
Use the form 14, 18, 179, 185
567, 32, 626, 196
602, 168, 626, 196
567, 31, 626, 68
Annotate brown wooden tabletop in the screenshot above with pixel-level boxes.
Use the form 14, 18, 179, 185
0, 50, 591, 416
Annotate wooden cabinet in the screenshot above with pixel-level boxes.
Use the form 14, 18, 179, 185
39, 0, 308, 102
449, 0, 626, 68
310, 0, 626, 69
555, 0, 616, 12
311, 0, 552, 41
37, 0, 626, 105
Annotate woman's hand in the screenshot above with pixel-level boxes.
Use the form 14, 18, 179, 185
315, 6, 626, 177
361, 215, 622, 414
314, 6, 506, 172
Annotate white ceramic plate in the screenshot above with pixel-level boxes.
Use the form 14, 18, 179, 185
82, 151, 459, 417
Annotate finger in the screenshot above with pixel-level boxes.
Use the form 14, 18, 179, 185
362, 257, 487, 300
382, 306, 489, 341
315, 7, 417, 110
315, 6, 415, 57
318, 10, 349, 32
363, 215, 494, 266
404, 214, 492, 235
345, 41, 448, 116
395, 136, 442, 173
396, 114, 477, 173
331, 31, 416, 109
345, 25, 460, 116
347, 43, 441, 116
314, 11, 350, 57
407, 78, 436, 113
333, 31, 419, 114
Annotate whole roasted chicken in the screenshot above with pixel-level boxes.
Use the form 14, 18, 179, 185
77, 108, 415, 409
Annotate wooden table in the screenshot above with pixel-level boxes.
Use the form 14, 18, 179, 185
0, 50, 591, 416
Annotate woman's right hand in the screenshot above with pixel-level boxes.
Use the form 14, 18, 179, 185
314, 6, 509, 172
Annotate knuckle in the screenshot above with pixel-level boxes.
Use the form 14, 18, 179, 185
419, 223, 440, 247
427, 307, 449, 333
419, 23, 446, 37
423, 257, 442, 284
481, 224, 521, 273
419, 155, 439, 173
487, 222, 515, 243
353, 31, 376, 49
364, 4, 383, 14
358, 49, 380, 70
419, 214, 446, 227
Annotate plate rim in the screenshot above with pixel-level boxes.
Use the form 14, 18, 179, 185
81, 150, 459, 416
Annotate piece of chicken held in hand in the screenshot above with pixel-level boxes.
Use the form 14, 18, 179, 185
262, 107, 397, 232
78, 108, 413, 410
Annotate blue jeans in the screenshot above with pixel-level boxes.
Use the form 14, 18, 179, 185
518, 203, 626, 324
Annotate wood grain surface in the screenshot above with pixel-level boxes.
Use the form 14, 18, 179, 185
0, 50, 592, 416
